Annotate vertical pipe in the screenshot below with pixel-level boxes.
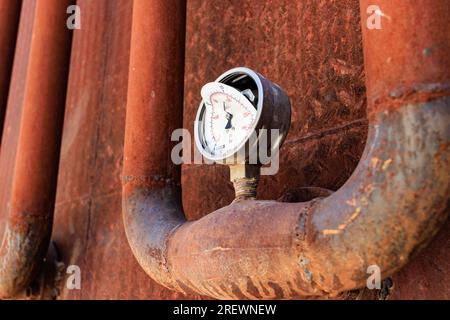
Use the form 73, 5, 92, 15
122, 0, 449, 299
359, 0, 450, 116
0, 0, 22, 142
0, 0, 72, 298
122, 0, 187, 290
123, 0, 186, 191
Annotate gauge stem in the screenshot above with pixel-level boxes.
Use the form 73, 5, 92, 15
229, 164, 260, 201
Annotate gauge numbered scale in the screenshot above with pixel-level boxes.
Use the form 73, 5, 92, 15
194, 67, 291, 166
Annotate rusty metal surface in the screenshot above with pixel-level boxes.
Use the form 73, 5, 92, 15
47, 0, 371, 300
182, 0, 368, 220
358, 0, 450, 299
0, 0, 72, 298
122, 0, 449, 299
124, 99, 449, 299
0, 0, 21, 142
303, 99, 449, 296
0, 0, 35, 240
121, 0, 206, 299
0, 0, 439, 300
389, 218, 449, 300
52, 0, 201, 299
360, 0, 450, 116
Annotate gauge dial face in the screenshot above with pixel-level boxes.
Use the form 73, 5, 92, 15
199, 82, 258, 160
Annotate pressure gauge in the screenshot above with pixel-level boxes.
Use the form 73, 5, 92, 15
198, 82, 257, 160
194, 67, 291, 201
194, 67, 291, 165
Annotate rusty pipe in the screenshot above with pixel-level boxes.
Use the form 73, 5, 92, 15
0, 0, 72, 298
122, 0, 450, 299
0, 0, 22, 142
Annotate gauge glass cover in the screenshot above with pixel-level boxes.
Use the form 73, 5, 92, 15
197, 82, 258, 160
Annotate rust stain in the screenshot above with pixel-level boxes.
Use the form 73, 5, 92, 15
0, 0, 72, 298
121, 0, 449, 300
382, 159, 393, 171
0, 0, 444, 300
182, 0, 368, 219
0, 0, 21, 141
323, 207, 362, 236
361, 0, 450, 116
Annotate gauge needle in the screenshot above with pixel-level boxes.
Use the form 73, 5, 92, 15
224, 102, 233, 129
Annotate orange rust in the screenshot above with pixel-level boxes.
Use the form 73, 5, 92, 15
182, 1, 368, 219
123, 0, 185, 189
122, 0, 449, 299
0, 0, 72, 298
368, 87, 450, 120
360, 0, 450, 116
0, 0, 21, 141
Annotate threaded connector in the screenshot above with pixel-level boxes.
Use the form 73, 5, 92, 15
229, 164, 260, 202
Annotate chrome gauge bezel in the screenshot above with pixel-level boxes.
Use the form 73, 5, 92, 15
195, 67, 264, 163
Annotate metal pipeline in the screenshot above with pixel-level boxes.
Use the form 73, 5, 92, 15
122, 0, 449, 299
0, 0, 22, 142
0, 0, 72, 298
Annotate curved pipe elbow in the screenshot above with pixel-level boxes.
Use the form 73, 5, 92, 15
0, 214, 53, 298
123, 99, 450, 299
122, 0, 450, 300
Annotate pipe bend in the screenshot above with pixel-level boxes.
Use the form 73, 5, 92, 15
123, 98, 450, 299
0, 213, 53, 298
122, 0, 450, 300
